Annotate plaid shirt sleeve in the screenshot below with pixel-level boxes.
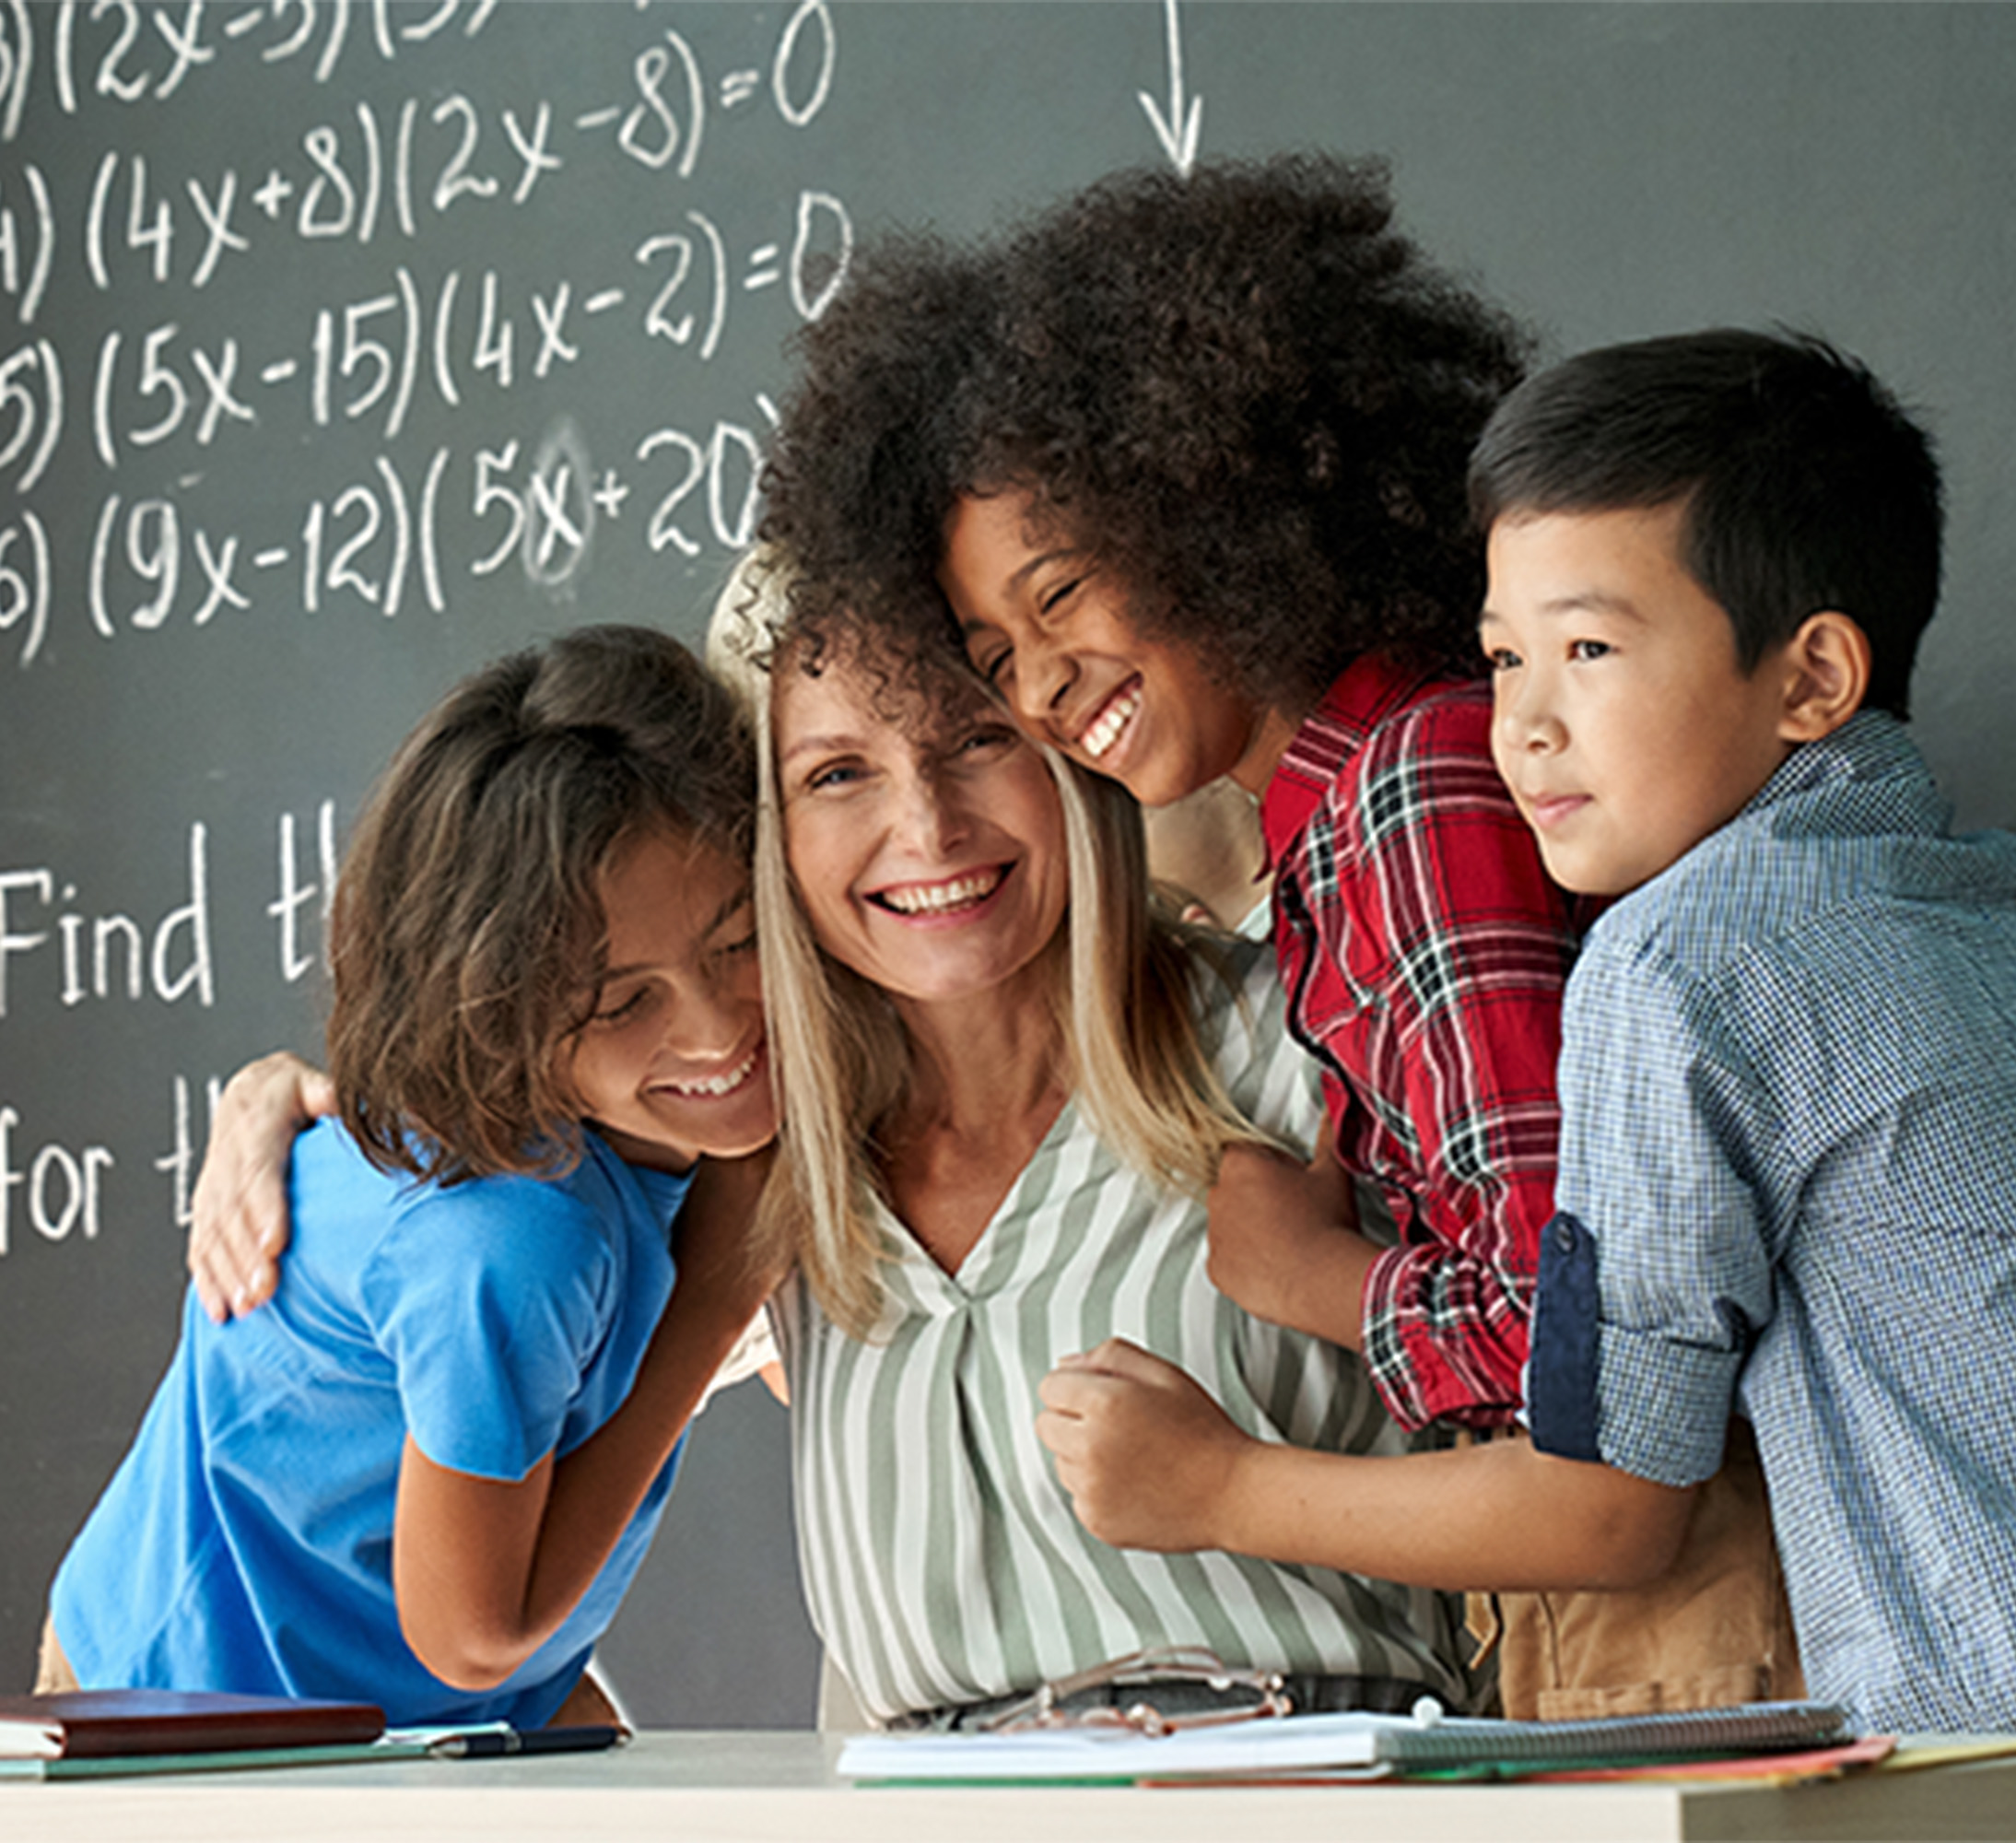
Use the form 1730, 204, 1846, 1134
1281, 690, 1575, 1430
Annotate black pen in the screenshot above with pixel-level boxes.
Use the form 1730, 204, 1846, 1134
431, 1723, 627, 1758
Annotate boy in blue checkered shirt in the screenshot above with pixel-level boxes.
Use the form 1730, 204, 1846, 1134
1037, 328, 2016, 1733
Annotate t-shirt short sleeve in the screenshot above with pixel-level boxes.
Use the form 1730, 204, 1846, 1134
357, 1176, 618, 1482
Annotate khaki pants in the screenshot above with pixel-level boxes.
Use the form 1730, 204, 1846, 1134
1481, 1421, 1804, 1720
35, 1615, 79, 1694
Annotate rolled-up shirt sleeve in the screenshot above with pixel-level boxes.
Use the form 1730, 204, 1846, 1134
1527, 939, 1774, 1488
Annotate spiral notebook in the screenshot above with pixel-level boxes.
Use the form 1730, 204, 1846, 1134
838, 1699, 1853, 1784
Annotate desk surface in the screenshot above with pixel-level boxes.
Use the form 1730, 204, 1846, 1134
10, 1729, 2016, 1843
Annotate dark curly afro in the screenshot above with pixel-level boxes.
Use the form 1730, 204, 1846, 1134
760, 154, 1534, 718
758, 227, 1001, 710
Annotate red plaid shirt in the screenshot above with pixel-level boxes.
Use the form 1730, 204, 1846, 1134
1261, 656, 1576, 1430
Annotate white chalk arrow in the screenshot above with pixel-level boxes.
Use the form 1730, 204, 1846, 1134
1138, 0, 1201, 176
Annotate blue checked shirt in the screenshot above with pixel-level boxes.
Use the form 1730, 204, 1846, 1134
1527, 712, 2016, 1733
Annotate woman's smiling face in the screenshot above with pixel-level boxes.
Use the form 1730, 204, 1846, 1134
774, 648, 1070, 1008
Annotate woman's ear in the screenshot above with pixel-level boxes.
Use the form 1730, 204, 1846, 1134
1776, 610, 1871, 744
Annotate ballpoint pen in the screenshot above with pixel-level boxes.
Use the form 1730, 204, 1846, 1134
430, 1724, 627, 1758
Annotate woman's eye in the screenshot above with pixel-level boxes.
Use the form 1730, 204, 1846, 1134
806, 761, 862, 792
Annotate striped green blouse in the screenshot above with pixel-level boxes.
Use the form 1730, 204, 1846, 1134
772, 938, 1469, 1724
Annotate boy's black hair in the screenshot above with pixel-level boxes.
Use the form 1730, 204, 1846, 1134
1469, 329, 1943, 720
760, 156, 1533, 716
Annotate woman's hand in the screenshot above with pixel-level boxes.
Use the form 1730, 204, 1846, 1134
1036, 1338, 1257, 1554
187, 1051, 334, 1322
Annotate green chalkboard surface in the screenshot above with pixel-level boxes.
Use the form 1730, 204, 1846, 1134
3, 2, 2011, 1726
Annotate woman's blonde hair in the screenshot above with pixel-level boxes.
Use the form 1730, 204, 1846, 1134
709, 550, 1273, 1338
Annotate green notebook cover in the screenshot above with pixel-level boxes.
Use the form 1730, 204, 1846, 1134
0, 1736, 438, 1781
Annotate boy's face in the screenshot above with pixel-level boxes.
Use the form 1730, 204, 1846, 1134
1481, 503, 1798, 898
940, 489, 1278, 808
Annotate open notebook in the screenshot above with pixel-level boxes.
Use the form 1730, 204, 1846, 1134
838, 1699, 1854, 1783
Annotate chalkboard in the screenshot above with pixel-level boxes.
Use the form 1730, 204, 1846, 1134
3, 1, 2012, 1729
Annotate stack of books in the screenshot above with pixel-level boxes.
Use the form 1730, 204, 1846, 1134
0, 1689, 388, 1779
837, 1699, 1875, 1786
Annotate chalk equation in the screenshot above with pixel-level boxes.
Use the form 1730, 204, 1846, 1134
0, 0, 850, 671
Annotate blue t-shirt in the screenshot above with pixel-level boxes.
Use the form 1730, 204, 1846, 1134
1527, 713, 2016, 1732
53, 1120, 690, 1728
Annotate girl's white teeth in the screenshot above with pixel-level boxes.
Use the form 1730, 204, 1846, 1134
1081, 684, 1142, 759
880, 870, 1002, 914
665, 1047, 758, 1098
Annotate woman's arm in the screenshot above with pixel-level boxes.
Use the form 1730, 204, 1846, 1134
393, 1150, 780, 1689
1037, 1337, 1692, 1592
187, 1051, 334, 1322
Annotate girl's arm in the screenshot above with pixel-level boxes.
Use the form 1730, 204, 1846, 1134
1037, 1337, 1693, 1592
393, 1150, 779, 1690
188, 1051, 332, 1321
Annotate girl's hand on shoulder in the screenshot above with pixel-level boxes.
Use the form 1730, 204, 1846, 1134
671, 1146, 787, 1330
1037, 1338, 1254, 1554
1206, 1128, 1374, 1349
188, 1051, 336, 1322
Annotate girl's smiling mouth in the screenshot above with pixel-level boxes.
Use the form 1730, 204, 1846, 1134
657, 1040, 764, 1099
1077, 679, 1143, 761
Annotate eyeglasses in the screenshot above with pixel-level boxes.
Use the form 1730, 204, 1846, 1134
974, 1646, 1295, 1736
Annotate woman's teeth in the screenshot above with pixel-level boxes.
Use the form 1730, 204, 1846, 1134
877, 870, 1002, 914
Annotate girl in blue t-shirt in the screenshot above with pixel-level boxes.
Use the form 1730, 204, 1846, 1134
45, 625, 779, 1729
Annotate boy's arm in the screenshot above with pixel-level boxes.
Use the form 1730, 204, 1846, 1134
1037, 1337, 1693, 1591
393, 1152, 779, 1690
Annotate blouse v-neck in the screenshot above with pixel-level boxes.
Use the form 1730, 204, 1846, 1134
876, 1095, 1081, 1296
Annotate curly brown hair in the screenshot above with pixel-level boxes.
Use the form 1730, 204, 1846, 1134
327, 625, 755, 1183
762, 155, 1533, 717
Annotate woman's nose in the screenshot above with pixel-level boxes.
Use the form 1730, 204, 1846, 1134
890, 769, 969, 856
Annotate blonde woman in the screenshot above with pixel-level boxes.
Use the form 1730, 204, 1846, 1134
188, 558, 1467, 1731
699, 552, 1461, 1727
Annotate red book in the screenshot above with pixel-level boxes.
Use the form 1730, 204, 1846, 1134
0, 1689, 385, 1760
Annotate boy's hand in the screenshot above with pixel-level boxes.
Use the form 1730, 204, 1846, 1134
1206, 1130, 1377, 1350
1037, 1338, 1256, 1553
188, 1051, 335, 1322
